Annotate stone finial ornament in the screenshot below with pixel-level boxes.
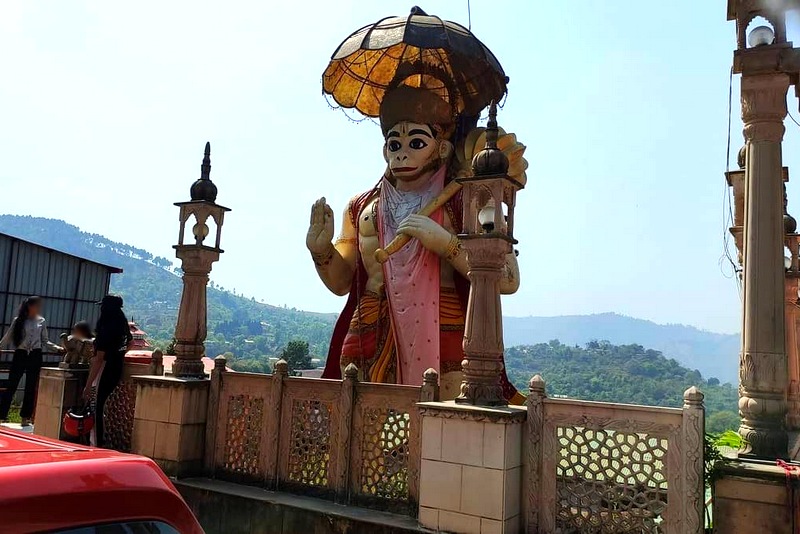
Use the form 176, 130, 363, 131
423, 368, 440, 386
529, 374, 546, 396
273, 359, 289, 376
344, 363, 359, 380
683, 385, 704, 406
190, 142, 218, 202
471, 102, 509, 177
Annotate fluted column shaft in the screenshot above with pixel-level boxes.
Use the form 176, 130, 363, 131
738, 73, 790, 457
172, 246, 219, 378
456, 237, 508, 406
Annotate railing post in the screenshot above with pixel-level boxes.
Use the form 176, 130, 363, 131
526, 375, 546, 534
204, 354, 226, 476
148, 348, 164, 376
420, 368, 439, 402
682, 386, 705, 534
266, 359, 288, 490
334, 363, 357, 503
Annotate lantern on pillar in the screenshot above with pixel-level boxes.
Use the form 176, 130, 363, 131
172, 142, 230, 378
460, 102, 523, 239
455, 102, 523, 406
727, 0, 797, 51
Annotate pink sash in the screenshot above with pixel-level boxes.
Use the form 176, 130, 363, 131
379, 167, 446, 385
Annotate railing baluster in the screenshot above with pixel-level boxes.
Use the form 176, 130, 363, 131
334, 363, 358, 503
204, 355, 226, 477
526, 375, 546, 534
265, 359, 287, 489
682, 386, 705, 534
420, 368, 439, 402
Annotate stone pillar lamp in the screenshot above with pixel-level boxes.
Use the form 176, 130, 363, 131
172, 142, 230, 378
455, 102, 523, 407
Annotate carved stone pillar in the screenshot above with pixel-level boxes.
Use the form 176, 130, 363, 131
172, 247, 219, 378
456, 237, 508, 406
738, 72, 790, 457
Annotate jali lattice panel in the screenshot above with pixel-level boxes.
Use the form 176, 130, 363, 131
358, 408, 411, 500
554, 426, 669, 534
222, 394, 264, 478
286, 399, 332, 487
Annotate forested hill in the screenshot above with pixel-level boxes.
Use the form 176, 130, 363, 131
505, 314, 739, 385
0, 215, 337, 363
504, 341, 738, 433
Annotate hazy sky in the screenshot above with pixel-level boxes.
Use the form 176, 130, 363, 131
2, 0, 797, 335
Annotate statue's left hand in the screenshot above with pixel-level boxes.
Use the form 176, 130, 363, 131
397, 214, 452, 255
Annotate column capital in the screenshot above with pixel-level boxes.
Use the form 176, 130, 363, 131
741, 73, 790, 142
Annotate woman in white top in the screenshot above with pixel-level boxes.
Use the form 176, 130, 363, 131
0, 296, 63, 425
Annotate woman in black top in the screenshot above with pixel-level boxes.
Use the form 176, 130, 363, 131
83, 295, 132, 448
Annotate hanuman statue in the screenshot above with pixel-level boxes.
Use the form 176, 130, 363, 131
307, 83, 525, 403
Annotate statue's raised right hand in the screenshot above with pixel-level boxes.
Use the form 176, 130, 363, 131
306, 197, 335, 254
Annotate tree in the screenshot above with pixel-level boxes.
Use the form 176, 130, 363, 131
279, 340, 312, 375
706, 410, 740, 434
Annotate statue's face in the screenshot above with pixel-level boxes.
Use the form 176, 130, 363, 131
384, 122, 440, 181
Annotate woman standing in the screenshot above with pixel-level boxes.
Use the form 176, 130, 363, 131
83, 295, 132, 448
0, 296, 64, 426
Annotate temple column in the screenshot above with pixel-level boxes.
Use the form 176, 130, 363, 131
738, 73, 790, 458
456, 237, 508, 406
172, 248, 218, 378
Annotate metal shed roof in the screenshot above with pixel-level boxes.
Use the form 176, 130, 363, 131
0, 231, 122, 273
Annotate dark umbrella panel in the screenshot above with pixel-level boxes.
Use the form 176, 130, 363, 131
322, 7, 508, 119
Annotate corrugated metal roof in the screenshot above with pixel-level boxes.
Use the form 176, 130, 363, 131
0, 231, 122, 273
0, 232, 122, 339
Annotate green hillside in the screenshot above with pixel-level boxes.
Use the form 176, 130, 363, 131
505, 341, 739, 433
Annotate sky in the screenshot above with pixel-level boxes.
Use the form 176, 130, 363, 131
2, 0, 798, 335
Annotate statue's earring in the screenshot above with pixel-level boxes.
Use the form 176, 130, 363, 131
439, 140, 453, 161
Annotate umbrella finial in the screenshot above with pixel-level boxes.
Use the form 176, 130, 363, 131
410, 6, 428, 16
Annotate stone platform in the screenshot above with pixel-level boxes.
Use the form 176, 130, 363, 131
176, 478, 427, 534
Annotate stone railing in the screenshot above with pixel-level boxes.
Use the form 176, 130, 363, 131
206, 357, 438, 516
525, 376, 705, 534
104, 350, 163, 452
35, 349, 163, 447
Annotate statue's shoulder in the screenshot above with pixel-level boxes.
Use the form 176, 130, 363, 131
347, 185, 380, 222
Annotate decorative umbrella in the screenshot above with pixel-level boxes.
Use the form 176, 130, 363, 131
322, 6, 508, 119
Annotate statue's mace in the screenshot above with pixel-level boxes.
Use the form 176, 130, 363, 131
374, 181, 463, 264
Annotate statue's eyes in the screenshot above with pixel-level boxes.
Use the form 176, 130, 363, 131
388, 140, 402, 152
409, 138, 428, 150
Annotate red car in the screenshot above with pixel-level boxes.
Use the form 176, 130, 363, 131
0, 427, 203, 534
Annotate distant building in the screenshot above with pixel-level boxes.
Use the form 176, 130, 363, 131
128, 321, 152, 351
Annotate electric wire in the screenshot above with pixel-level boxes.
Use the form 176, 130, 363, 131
720, 67, 742, 297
